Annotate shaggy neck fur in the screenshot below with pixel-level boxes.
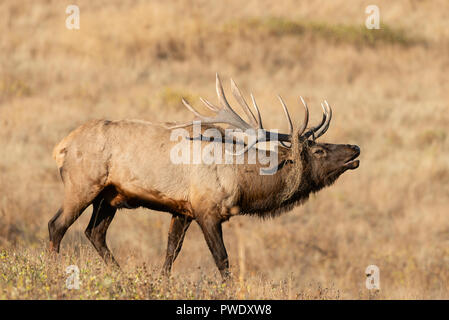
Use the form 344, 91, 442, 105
237, 136, 318, 219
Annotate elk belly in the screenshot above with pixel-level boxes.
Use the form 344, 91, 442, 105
104, 184, 194, 217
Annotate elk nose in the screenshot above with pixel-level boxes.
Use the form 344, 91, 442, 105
351, 145, 360, 154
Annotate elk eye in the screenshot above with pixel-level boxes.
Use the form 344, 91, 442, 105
314, 149, 324, 155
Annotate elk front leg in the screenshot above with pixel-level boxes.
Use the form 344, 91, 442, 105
161, 215, 192, 276
196, 215, 230, 280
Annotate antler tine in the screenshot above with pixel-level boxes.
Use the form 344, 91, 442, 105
215, 73, 253, 130
166, 74, 258, 131
314, 100, 332, 139
277, 95, 294, 136
303, 101, 327, 139
297, 96, 309, 137
200, 97, 220, 112
181, 98, 204, 118
163, 98, 210, 129
230, 78, 259, 128
250, 94, 263, 129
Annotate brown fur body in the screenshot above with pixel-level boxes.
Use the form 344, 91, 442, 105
49, 118, 360, 278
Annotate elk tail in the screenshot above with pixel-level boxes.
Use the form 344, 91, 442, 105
52, 137, 69, 170
52, 128, 80, 169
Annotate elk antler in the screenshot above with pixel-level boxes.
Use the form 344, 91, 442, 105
302, 100, 332, 140
165, 73, 331, 153
314, 100, 332, 139
166, 74, 297, 153
230, 78, 260, 129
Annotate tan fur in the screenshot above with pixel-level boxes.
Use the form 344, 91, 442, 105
49, 117, 359, 276
53, 119, 318, 219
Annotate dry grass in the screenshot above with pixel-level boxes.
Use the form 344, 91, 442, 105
0, 0, 449, 299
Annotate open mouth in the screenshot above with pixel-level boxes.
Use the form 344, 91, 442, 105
343, 150, 360, 170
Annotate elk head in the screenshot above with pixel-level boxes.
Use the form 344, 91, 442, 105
290, 99, 361, 191
299, 140, 360, 191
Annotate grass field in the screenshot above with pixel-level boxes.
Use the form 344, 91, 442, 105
0, 0, 449, 299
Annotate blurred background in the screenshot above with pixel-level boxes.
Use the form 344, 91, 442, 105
0, 0, 448, 299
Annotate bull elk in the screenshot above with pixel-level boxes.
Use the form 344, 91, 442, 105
48, 74, 360, 279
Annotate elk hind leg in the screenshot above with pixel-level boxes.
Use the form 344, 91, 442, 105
85, 196, 119, 268
48, 188, 100, 253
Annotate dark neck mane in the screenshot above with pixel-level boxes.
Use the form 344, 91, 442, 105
236, 141, 314, 219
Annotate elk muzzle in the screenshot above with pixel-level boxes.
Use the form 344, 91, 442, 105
343, 145, 360, 170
